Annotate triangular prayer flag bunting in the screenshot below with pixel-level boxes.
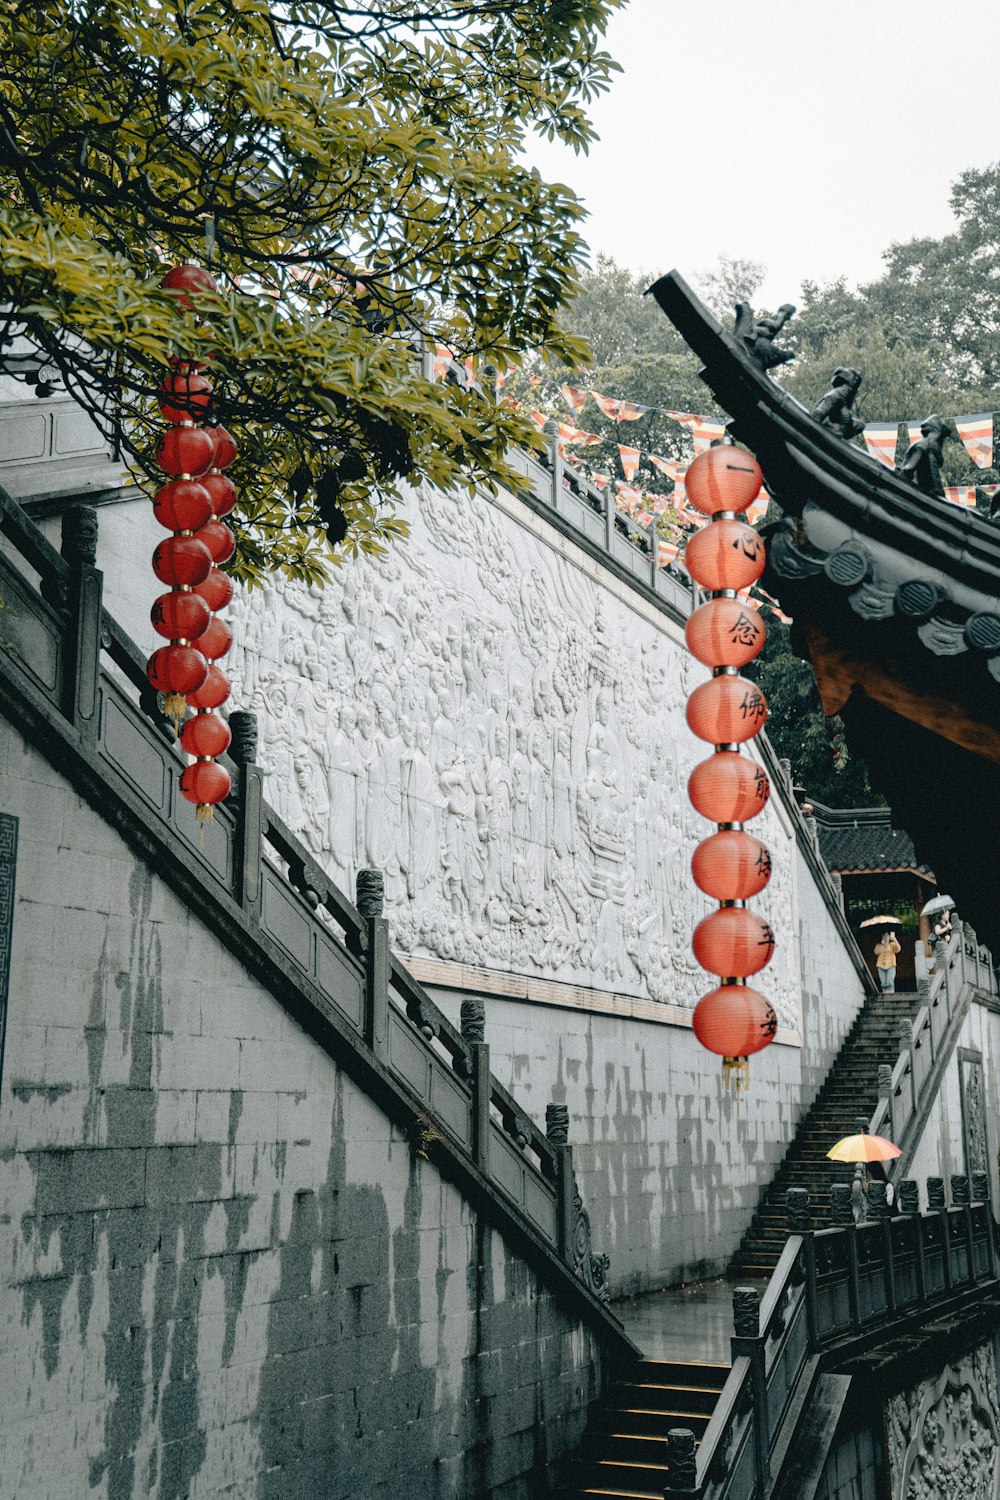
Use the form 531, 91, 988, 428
617, 401, 650, 422
528, 373, 542, 387
590, 472, 611, 490
943, 486, 977, 507
667, 412, 727, 453
650, 453, 687, 480
618, 445, 641, 482
433, 344, 453, 380
955, 413, 993, 469
528, 410, 549, 432
591, 392, 622, 420
657, 539, 680, 568
560, 385, 588, 414
746, 495, 769, 525
862, 423, 900, 469
979, 483, 1000, 499
906, 420, 923, 452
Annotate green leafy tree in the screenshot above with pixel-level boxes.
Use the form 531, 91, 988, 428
0, 0, 623, 582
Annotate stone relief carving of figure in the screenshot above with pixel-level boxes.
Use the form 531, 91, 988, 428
224, 484, 802, 1029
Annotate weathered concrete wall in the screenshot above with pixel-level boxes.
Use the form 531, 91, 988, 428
0, 722, 609, 1499
67, 484, 870, 1295
906, 994, 1000, 1205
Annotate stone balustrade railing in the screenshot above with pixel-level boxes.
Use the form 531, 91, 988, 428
868, 926, 996, 1169
670, 1178, 997, 1498
0, 483, 624, 1330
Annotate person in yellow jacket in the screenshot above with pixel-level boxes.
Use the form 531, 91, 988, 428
875, 930, 901, 994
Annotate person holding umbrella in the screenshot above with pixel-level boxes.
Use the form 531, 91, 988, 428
874, 928, 901, 993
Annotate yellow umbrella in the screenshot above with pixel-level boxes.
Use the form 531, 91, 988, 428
827, 1133, 901, 1163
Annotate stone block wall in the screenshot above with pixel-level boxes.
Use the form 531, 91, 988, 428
907, 994, 1000, 1204
0, 723, 608, 1499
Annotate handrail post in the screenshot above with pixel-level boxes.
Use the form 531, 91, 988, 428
899, 1179, 926, 1301
229, 710, 263, 919
971, 1172, 997, 1277
731, 1286, 769, 1494
546, 1104, 574, 1264
951, 1175, 976, 1284
663, 1428, 699, 1495
358, 869, 389, 1064
787, 1188, 817, 1342
61, 505, 103, 748
867, 1182, 895, 1315
877, 1063, 895, 1140
927, 1177, 952, 1292
831, 1184, 861, 1331
898, 1020, 916, 1116
461, 1000, 491, 1176
648, 521, 658, 590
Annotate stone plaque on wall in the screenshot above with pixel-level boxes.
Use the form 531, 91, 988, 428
885, 1340, 1000, 1498
228, 483, 800, 1029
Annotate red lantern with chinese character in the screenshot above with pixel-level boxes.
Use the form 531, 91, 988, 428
692, 907, 775, 978
685, 446, 762, 516
685, 519, 765, 591
685, 596, 765, 668
692, 829, 772, 901
692, 984, 778, 1091
688, 752, 770, 824
150, 590, 211, 642
152, 534, 213, 587
179, 759, 231, 821
156, 426, 215, 478
152, 479, 214, 533
686, 674, 768, 744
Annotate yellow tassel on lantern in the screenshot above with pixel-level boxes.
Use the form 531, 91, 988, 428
722, 1056, 751, 1094
163, 692, 187, 735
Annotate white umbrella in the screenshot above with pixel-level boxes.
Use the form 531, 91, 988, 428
921, 895, 955, 918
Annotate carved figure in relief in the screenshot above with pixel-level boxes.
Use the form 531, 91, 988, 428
405, 720, 441, 899
325, 703, 361, 885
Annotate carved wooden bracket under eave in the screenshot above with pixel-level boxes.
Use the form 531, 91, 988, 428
805, 627, 1000, 765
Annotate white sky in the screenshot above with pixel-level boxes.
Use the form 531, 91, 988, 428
526, 0, 1000, 308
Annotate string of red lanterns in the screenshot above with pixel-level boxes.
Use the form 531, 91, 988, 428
147, 264, 236, 825
683, 444, 777, 1093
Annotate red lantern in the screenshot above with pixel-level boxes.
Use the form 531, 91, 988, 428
157, 426, 215, 478
180, 712, 232, 758
207, 425, 238, 469
685, 519, 765, 592
685, 596, 766, 668
692, 830, 772, 901
152, 535, 213, 587
179, 759, 231, 818
194, 568, 234, 612
688, 752, 770, 824
202, 472, 237, 518
158, 370, 214, 425
150, 590, 210, 642
685, 446, 762, 517
147, 643, 209, 697
161, 263, 218, 307
692, 907, 775, 978
686, 675, 768, 745
198, 615, 233, 661
196, 519, 236, 565
151, 479, 214, 533
692, 983, 777, 1092
186, 663, 230, 710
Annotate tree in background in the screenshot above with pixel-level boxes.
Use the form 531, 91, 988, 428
0, 0, 622, 582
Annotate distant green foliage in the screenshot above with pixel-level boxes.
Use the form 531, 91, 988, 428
0, 0, 623, 582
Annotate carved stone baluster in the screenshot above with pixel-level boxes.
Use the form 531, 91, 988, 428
460, 998, 489, 1174
664, 1428, 698, 1494
927, 1177, 952, 1293
358, 869, 389, 1065
229, 709, 263, 919
898, 1179, 920, 1214
898, 1179, 926, 1300
732, 1286, 768, 1491
952, 1175, 975, 1285
60, 504, 103, 745
972, 1171, 990, 1204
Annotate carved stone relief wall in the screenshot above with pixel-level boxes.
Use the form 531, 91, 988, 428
885, 1341, 1000, 1500
227, 483, 801, 1029
960, 1052, 989, 1179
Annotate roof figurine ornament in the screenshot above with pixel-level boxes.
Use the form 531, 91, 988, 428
812, 367, 865, 440
899, 414, 952, 499
733, 301, 797, 375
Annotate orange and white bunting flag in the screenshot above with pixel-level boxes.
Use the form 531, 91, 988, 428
746, 494, 769, 525
560, 385, 589, 414
650, 453, 687, 480
905, 420, 923, 452
618, 445, 641, 482
979, 483, 1000, 500
557, 422, 602, 446
955, 413, 993, 469
658, 539, 680, 568
528, 373, 542, 388
862, 423, 899, 469
433, 344, 453, 380
616, 482, 643, 512
591, 392, 622, 420
667, 412, 727, 453
944, 486, 977, 507
590, 472, 611, 490
528, 410, 549, 432
617, 400, 650, 422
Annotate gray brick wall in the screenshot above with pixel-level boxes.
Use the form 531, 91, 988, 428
0, 723, 605, 1499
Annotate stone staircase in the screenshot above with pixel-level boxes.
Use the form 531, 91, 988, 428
557, 1358, 730, 1499
730, 990, 923, 1277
